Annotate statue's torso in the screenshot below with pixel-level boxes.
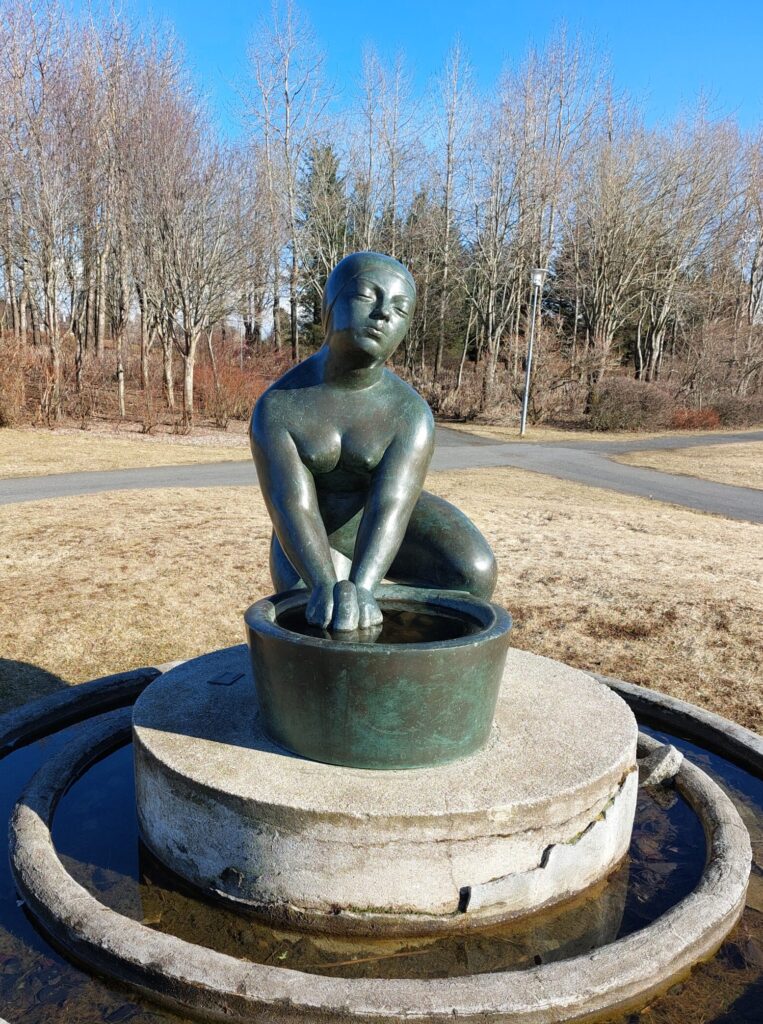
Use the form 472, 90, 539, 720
259, 356, 427, 500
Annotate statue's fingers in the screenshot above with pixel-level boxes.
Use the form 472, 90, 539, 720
332, 580, 359, 632
306, 584, 333, 628
358, 592, 383, 628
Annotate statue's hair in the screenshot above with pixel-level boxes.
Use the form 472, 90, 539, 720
321, 252, 416, 332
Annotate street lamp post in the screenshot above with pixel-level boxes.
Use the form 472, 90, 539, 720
520, 267, 545, 437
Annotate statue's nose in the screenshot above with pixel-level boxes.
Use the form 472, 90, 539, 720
372, 302, 392, 321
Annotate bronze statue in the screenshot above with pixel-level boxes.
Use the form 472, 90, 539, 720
250, 251, 496, 632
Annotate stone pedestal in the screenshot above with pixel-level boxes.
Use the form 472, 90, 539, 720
133, 645, 638, 935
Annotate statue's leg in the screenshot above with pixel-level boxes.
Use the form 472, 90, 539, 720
387, 491, 497, 599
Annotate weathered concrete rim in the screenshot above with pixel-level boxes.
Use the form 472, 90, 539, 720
134, 647, 637, 830
0, 665, 159, 757
596, 673, 763, 777
9, 708, 751, 1023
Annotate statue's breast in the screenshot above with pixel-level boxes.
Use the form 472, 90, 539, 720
293, 429, 342, 475
337, 431, 388, 475
287, 389, 394, 480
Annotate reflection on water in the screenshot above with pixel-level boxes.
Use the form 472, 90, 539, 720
276, 605, 482, 644
0, 726, 760, 1021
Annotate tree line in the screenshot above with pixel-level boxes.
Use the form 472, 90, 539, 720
1, 0, 761, 430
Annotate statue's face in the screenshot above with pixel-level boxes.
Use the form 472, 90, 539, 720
326, 266, 415, 365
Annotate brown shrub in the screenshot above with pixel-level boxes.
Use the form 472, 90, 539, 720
589, 377, 676, 432
195, 361, 274, 428
414, 368, 486, 421
61, 353, 112, 427
712, 396, 763, 428
670, 407, 721, 430
0, 338, 29, 426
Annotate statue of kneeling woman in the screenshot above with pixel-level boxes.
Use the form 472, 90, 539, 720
250, 251, 497, 632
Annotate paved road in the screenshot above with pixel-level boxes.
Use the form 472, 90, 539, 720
1, 427, 761, 522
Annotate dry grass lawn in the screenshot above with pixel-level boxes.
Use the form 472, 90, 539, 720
1, 467, 760, 732
616, 441, 763, 490
446, 421, 763, 445
0, 426, 248, 478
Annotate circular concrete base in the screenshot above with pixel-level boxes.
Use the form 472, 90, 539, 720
133, 646, 638, 933
8, 706, 752, 1024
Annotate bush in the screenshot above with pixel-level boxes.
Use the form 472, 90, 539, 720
195, 361, 273, 428
670, 407, 721, 430
588, 377, 676, 432
414, 369, 484, 421
711, 396, 763, 428
0, 339, 28, 426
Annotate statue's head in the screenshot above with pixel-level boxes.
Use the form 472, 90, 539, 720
321, 252, 416, 365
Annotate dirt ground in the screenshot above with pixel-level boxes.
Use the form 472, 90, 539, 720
1, 466, 760, 732
615, 441, 763, 490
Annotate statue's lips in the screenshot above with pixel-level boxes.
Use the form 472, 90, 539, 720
362, 327, 385, 341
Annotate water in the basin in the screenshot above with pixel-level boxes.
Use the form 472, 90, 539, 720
0, 726, 760, 1022
277, 604, 482, 643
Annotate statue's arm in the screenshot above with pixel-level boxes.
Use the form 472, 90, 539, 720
349, 404, 435, 593
250, 398, 336, 594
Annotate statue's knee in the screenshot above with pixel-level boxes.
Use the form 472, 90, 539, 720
466, 546, 497, 600
448, 537, 496, 599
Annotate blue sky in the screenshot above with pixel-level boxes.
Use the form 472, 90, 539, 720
79, 1, 762, 137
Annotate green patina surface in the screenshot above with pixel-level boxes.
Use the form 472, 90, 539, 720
245, 587, 511, 770
247, 253, 507, 769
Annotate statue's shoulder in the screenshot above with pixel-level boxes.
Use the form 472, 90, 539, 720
253, 359, 318, 421
251, 358, 317, 442
384, 370, 435, 432
387, 368, 434, 415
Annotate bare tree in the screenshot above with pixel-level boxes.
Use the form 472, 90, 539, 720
560, 97, 656, 385
635, 113, 738, 381
462, 68, 524, 406
1, 0, 78, 417
432, 42, 471, 380
247, 0, 329, 359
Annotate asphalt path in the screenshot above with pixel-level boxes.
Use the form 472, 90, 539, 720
1, 427, 761, 522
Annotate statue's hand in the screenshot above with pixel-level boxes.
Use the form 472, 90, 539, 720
331, 580, 359, 632
305, 581, 335, 629
328, 582, 383, 632
356, 586, 382, 629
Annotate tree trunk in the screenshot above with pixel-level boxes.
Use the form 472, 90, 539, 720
290, 247, 299, 361
44, 280, 61, 420
141, 322, 150, 391
182, 331, 198, 428
206, 329, 221, 396
456, 308, 476, 393
480, 289, 497, 411
434, 255, 449, 382
29, 300, 41, 348
75, 330, 84, 393
272, 255, 282, 350
3, 258, 18, 340
115, 329, 126, 418
85, 271, 96, 353
95, 253, 107, 359
645, 327, 663, 382
16, 283, 26, 346
161, 328, 175, 412
634, 318, 644, 379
